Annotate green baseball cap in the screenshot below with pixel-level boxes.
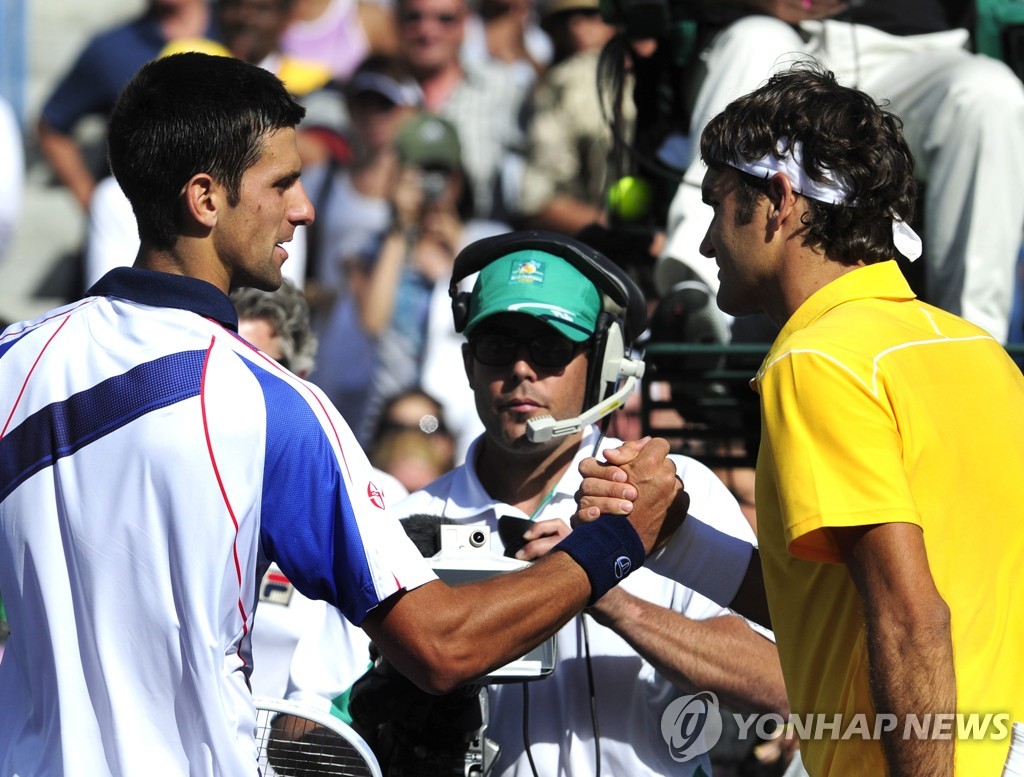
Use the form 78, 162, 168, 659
395, 112, 462, 170
464, 250, 603, 342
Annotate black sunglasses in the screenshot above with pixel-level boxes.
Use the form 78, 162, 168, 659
400, 10, 461, 25
468, 332, 587, 369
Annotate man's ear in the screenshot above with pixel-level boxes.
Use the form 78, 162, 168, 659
181, 173, 220, 230
766, 172, 800, 230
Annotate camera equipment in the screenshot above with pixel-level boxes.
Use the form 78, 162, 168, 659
428, 525, 556, 681
349, 517, 556, 777
350, 647, 498, 777
420, 169, 449, 204
496, 515, 535, 559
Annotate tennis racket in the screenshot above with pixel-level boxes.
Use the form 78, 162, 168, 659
254, 696, 382, 777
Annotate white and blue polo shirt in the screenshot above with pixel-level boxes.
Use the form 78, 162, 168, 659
0, 268, 434, 776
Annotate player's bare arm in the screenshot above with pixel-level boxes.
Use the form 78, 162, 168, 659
575, 439, 772, 628
588, 592, 788, 715
361, 440, 684, 694
836, 522, 955, 777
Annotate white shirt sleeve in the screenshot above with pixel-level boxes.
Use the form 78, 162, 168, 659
84, 177, 138, 288
285, 601, 373, 711
651, 455, 773, 640
0, 98, 24, 264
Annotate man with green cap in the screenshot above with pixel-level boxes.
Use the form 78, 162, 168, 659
288, 231, 789, 776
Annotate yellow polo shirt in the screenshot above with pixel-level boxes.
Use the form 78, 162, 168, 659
754, 261, 1024, 775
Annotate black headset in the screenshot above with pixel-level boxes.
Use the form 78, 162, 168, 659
449, 230, 648, 412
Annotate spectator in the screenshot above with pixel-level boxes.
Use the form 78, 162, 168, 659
288, 231, 789, 777
37, 0, 214, 211
657, 0, 1024, 343
370, 429, 453, 493
231, 279, 319, 379
368, 388, 456, 492
214, 0, 332, 99
0, 53, 675, 775
460, 0, 553, 88
280, 0, 400, 81
349, 111, 494, 454
518, 0, 624, 234
0, 95, 23, 263
581, 64, 1024, 777
396, 0, 531, 221
302, 54, 423, 427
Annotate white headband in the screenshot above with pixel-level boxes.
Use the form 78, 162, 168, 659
727, 138, 922, 262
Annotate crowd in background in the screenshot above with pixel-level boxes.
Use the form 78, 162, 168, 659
5, 0, 1022, 453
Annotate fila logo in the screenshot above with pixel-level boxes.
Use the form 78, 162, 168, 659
614, 556, 631, 579
260, 568, 294, 606
367, 481, 386, 510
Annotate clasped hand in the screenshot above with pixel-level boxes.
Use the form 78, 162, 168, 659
573, 437, 687, 555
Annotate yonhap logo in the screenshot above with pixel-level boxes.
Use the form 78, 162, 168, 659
614, 556, 631, 579
660, 691, 723, 762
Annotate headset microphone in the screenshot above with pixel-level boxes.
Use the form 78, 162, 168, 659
526, 322, 646, 441
526, 371, 643, 442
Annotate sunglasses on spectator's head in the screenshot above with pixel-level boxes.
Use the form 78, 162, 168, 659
468, 332, 587, 369
400, 10, 461, 25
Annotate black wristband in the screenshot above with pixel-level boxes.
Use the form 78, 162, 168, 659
556, 515, 646, 605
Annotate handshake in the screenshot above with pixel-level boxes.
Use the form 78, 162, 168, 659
571, 437, 769, 629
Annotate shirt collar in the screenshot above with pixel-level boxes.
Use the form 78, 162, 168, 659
774, 260, 915, 345
87, 267, 239, 332
441, 426, 605, 521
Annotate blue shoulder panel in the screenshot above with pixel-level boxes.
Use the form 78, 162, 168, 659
244, 362, 379, 624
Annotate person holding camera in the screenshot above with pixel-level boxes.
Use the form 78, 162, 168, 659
350, 110, 500, 449
288, 230, 790, 777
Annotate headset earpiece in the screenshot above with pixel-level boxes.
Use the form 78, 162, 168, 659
451, 288, 472, 333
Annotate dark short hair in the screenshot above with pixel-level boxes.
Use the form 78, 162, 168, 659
701, 63, 917, 265
108, 52, 306, 250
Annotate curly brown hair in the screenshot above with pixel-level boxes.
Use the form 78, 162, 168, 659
700, 62, 917, 265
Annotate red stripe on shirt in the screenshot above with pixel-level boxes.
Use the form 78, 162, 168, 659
1, 314, 75, 440
0, 298, 93, 343
199, 336, 251, 667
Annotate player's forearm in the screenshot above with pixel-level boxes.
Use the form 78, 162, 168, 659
840, 522, 956, 777
866, 594, 955, 776
369, 551, 591, 694
590, 589, 789, 715
646, 516, 772, 629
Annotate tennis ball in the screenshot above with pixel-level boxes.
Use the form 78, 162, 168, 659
607, 176, 653, 221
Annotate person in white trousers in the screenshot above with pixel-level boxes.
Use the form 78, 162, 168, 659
658, 6, 1024, 343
